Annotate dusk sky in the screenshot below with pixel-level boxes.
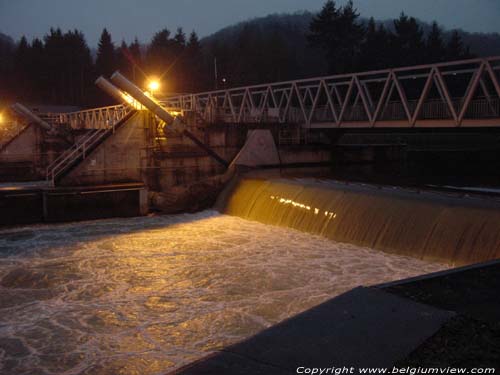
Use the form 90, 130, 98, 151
1, 0, 499, 46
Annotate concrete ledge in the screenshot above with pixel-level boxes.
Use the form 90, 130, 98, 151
172, 287, 453, 374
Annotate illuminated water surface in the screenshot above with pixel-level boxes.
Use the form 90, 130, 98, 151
0, 211, 447, 374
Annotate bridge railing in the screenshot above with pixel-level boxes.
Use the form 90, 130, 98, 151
32, 56, 500, 130
161, 56, 500, 127
46, 104, 129, 130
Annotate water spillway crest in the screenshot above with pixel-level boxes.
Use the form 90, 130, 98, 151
217, 178, 500, 266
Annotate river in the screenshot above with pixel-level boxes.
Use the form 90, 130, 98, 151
0, 211, 446, 375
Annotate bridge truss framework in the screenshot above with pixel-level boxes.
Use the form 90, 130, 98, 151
33, 56, 500, 130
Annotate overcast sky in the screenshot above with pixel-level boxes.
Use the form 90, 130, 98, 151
1, 0, 499, 46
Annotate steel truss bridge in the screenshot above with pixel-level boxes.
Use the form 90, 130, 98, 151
43, 56, 500, 130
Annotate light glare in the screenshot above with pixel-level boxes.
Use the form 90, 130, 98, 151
148, 80, 160, 92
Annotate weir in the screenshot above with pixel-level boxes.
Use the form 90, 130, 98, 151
216, 177, 500, 265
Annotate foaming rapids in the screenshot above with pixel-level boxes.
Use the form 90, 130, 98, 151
0, 211, 446, 374
217, 178, 500, 265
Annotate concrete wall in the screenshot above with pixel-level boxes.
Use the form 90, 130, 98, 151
279, 146, 331, 166
0, 124, 39, 163
60, 112, 149, 186
150, 125, 246, 191
0, 125, 40, 181
0, 184, 147, 226
0, 124, 73, 181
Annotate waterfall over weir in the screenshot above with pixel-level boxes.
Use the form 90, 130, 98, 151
217, 178, 500, 265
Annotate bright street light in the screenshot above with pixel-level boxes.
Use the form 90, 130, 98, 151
147, 80, 160, 93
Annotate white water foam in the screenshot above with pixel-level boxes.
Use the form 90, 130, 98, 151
0, 211, 447, 374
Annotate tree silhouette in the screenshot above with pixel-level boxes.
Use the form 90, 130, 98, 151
426, 22, 446, 63
360, 18, 391, 70
392, 12, 425, 66
446, 30, 470, 60
14, 36, 31, 99
146, 28, 173, 78
0, 3, 484, 108
308, 0, 364, 74
186, 31, 204, 91
96, 28, 116, 77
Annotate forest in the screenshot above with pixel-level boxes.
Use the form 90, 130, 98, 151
0, 0, 498, 108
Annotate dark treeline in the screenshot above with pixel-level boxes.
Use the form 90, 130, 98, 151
307, 0, 473, 74
0, 26, 205, 107
1, 0, 497, 108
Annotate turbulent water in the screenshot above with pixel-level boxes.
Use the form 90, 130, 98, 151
0, 211, 446, 375
219, 178, 500, 265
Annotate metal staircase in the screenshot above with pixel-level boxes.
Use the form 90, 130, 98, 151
46, 108, 135, 185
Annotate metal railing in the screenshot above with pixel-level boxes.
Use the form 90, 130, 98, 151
160, 56, 500, 128
46, 104, 130, 130
45, 107, 134, 184
29, 56, 500, 134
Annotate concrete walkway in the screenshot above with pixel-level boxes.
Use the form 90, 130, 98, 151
172, 287, 454, 374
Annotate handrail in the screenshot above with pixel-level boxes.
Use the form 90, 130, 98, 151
31, 56, 500, 130
46, 107, 134, 184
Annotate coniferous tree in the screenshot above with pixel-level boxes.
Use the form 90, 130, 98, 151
128, 37, 143, 82
0, 33, 15, 101
116, 40, 132, 77
28, 38, 45, 100
172, 28, 187, 91
43, 28, 65, 102
146, 28, 173, 77
308, 0, 340, 73
186, 31, 204, 91
426, 22, 446, 63
14, 36, 31, 98
392, 13, 425, 66
336, 0, 365, 72
64, 30, 93, 104
96, 28, 116, 77
174, 28, 186, 50
308, 0, 364, 74
446, 30, 466, 60
359, 18, 392, 70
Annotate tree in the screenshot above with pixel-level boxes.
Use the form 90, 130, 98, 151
28, 38, 45, 99
63, 30, 94, 105
96, 28, 116, 77
174, 28, 186, 50
0, 33, 15, 100
426, 22, 446, 63
308, 0, 364, 74
14, 36, 33, 99
359, 18, 392, 70
336, 1, 365, 72
446, 30, 467, 60
392, 13, 425, 66
146, 28, 173, 76
185, 31, 205, 91
308, 1, 339, 46
128, 37, 143, 83
116, 40, 132, 77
